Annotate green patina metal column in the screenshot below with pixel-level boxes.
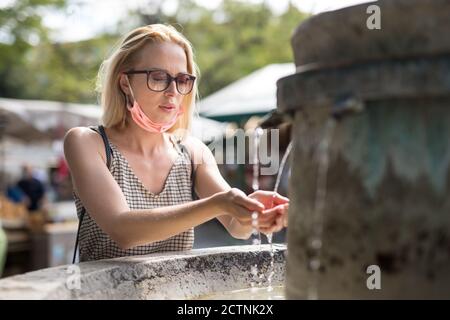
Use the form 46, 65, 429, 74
276, 0, 450, 298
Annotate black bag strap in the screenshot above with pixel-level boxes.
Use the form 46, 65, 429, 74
72, 125, 111, 264
179, 142, 198, 201
97, 125, 112, 169
189, 153, 198, 201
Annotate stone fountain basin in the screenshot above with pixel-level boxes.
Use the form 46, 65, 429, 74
0, 244, 286, 300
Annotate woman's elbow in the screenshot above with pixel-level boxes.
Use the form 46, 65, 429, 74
108, 215, 135, 250
109, 230, 133, 250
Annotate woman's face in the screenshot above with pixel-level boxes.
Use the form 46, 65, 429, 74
121, 41, 188, 123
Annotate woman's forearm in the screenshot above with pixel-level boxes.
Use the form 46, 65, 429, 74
112, 194, 222, 249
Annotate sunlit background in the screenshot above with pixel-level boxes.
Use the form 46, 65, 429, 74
0, 0, 371, 277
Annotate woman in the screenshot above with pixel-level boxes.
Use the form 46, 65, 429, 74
64, 24, 289, 262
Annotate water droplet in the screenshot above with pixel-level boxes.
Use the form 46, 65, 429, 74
310, 238, 322, 250
255, 127, 264, 136
310, 258, 321, 271
251, 265, 258, 274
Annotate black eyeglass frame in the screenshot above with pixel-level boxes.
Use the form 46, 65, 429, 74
124, 68, 196, 95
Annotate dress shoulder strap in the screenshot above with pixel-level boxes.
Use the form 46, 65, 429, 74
177, 137, 198, 201
88, 125, 112, 169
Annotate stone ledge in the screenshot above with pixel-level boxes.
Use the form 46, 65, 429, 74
0, 244, 286, 300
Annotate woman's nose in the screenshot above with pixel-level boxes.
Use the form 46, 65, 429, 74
164, 79, 178, 96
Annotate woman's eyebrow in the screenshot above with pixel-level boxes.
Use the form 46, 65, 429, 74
149, 67, 189, 76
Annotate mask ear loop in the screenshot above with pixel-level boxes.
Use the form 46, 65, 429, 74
125, 75, 137, 111
125, 94, 132, 110
120, 93, 128, 128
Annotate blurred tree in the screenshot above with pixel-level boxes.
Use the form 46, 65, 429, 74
0, 0, 66, 98
1, 0, 308, 103
25, 34, 116, 103
131, 0, 308, 98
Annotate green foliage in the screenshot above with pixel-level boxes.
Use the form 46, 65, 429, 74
0, 0, 66, 97
135, 0, 308, 99
24, 35, 116, 102
0, 0, 308, 102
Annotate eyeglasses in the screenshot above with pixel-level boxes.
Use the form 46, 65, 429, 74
124, 69, 196, 95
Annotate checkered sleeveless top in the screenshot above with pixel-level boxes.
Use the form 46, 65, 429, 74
73, 126, 195, 262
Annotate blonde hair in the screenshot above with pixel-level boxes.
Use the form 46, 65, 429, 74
96, 24, 199, 138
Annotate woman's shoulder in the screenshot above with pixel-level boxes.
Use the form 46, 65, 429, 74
64, 126, 102, 147
64, 126, 107, 163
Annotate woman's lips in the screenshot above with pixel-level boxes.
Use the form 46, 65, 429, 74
159, 104, 176, 112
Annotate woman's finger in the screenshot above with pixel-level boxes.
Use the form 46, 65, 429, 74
271, 192, 290, 206
258, 227, 271, 234
259, 212, 285, 234
261, 203, 287, 216
234, 194, 265, 213
231, 206, 253, 224
258, 209, 278, 222
280, 203, 289, 227
260, 225, 280, 235
252, 190, 290, 206
251, 211, 276, 228
256, 219, 274, 228
275, 214, 284, 231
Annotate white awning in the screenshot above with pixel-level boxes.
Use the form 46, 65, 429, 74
198, 63, 295, 119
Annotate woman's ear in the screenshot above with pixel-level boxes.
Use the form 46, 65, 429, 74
119, 73, 131, 95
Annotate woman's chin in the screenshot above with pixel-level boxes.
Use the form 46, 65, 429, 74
142, 110, 174, 123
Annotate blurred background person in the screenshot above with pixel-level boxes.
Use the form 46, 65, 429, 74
16, 164, 47, 214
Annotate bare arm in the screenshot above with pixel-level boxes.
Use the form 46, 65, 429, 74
64, 128, 264, 249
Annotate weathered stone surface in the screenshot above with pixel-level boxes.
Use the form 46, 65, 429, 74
277, 54, 450, 113
286, 103, 450, 299
278, 0, 450, 115
0, 245, 286, 300
279, 0, 450, 299
291, 0, 450, 67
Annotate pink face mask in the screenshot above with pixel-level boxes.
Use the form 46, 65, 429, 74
125, 76, 184, 133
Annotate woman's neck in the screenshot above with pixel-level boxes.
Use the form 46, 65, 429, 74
112, 120, 170, 157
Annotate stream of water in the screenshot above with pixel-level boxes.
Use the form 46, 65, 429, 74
306, 118, 336, 300
250, 127, 264, 289
251, 127, 293, 293
266, 139, 293, 291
